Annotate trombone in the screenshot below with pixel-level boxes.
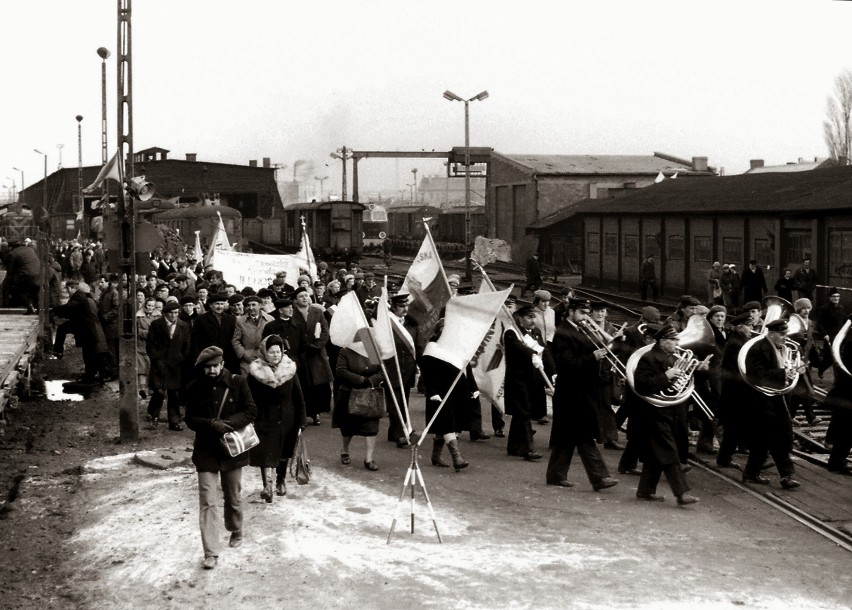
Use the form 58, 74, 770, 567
577, 317, 627, 381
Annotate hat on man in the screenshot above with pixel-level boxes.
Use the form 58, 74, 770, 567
742, 300, 762, 311
390, 293, 409, 307
179, 295, 195, 305
640, 306, 661, 323
298, 275, 311, 285
162, 301, 181, 313
208, 292, 228, 303
313, 280, 324, 288
707, 305, 727, 318
275, 298, 293, 309
514, 304, 535, 317
240, 287, 256, 296
243, 295, 261, 304
364, 272, 375, 280
175, 274, 188, 282
195, 280, 208, 290
568, 298, 591, 311
766, 319, 788, 333
293, 286, 309, 297
257, 288, 274, 299
654, 323, 679, 341
272, 277, 285, 287
227, 294, 244, 305
318, 261, 328, 270
679, 295, 701, 307
533, 289, 552, 301
748, 258, 758, 265
829, 286, 841, 297
643, 322, 662, 337
446, 274, 461, 287
794, 298, 812, 311
590, 301, 607, 311
108, 273, 120, 283
195, 346, 224, 367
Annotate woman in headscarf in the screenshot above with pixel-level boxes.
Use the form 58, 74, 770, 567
247, 334, 305, 503
333, 343, 384, 471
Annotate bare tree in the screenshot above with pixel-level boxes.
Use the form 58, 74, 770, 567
824, 69, 852, 163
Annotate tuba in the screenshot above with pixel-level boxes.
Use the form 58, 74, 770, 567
737, 296, 801, 395
832, 318, 852, 378
625, 315, 715, 408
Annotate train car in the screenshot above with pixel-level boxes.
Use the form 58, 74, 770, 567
362, 202, 389, 248
150, 205, 243, 249
387, 205, 441, 240
278, 200, 366, 257
438, 205, 486, 244
0, 204, 36, 242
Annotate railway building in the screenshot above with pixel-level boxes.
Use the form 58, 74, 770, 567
486, 152, 716, 267
573, 164, 852, 307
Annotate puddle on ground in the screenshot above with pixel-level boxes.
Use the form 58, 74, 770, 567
45, 380, 84, 402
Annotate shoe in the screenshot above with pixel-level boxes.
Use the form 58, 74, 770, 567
537, 418, 550, 425
780, 476, 801, 490
138, 390, 147, 399
593, 477, 619, 491
312, 416, 321, 426
431, 438, 450, 468
470, 432, 491, 441
604, 441, 625, 450
340, 453, 351, 465
275, 476, 287, 496
677, 494, 699, 506
150, 417, 159, 428
636, 493, 665, 502
494, 429, 505, 438
742, 473, 770, 485
228, 532, 242, 548
618, 467, 642, 476
202, 556, 217, 570
364, 460, 379, 471
522, 452, 543, 461
168, 423, 184, 432
46, 352, 61, 360
547, 480, 574, 487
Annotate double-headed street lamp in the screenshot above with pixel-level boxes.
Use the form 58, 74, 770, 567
314, 175, 328, 201
443, 89, 488, 280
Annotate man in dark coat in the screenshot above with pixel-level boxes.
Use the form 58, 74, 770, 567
292, 287, 334, 425
793, 258, 817, 302
2, 241, 41, 312
740, 319, 802, 489
184, 346, 257, 570
52, 280, 112, 384
98, 273, 121, 367
503, 304, 553, 461
192, 293, 239, 374
627, 323, 701, 505
817, 287, 846, 375
639, 254, 658, 302
522, 253, 542, 297
824, 315, 852, 475
740, 259, 767, 304
263, 299, 303, 355
546, 298, 618, 491
715, 324, 753, 469
146, 301, 192, 430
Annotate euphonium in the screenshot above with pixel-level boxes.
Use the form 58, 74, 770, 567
737, 310, 802, 396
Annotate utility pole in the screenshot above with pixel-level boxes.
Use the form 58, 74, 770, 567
330, 146, 353, 201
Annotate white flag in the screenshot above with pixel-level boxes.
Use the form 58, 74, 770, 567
204, 211, 233, 265
654, 172, 665, 183
83, 149, 122, 193
470, 280, 513, 413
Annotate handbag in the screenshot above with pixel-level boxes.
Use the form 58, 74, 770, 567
348, 387, 385, 418
216, 388, 260, 458
290, 431, 311, 485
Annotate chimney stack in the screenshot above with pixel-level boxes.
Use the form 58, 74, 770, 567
186, 153, 197, 162
749, 159, 764, 170
249, 160, 257, 167
262, 157, 271, 168
692, 156, 708, 172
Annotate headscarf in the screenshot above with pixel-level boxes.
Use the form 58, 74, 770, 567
248, 335, 297, 388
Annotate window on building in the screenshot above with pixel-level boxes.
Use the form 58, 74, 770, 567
829, 230, 852, 279
722, 237, 743, 265
587, 232, 599, 254
668, 234, 684, 260
754, 238, 773, 267
623, 234, 639, 258
694, 236, 711, 262
644, 234, 660, 257
785, 230, 812, 268
66, 219, 75, 231
604, 233, 618, 256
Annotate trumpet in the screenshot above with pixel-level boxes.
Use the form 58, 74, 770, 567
577, 318, 627, 380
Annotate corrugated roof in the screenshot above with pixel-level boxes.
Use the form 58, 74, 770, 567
573, 165, 852, 215
499, 153, 711, 176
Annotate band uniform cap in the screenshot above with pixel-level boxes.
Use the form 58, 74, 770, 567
568, 298, 591, 311
707, 305, 727, 317
209, 292, 229, 303
227, 294, 244, 305
590, 300, 607, 311
829, 286, 841, 296
640, 306, 661, 323
179, 295, 196, 305
390, 293, 409, 306
162, 301, 181, 312
275, 298, 293, 309
794, 298, 812, 311
742, 301, 762, 311
514, 304, 535, 317
243, 295, 262, 304
446, 274, 461, 286
654, 323, 679, 341
175, 274, 188, 282
195, 346, 224, 367
313, 280, 324, 287
765, 319, 788, 333
533, 289, 551, 301
643, 322, 662, 337
679, 295, 701, 307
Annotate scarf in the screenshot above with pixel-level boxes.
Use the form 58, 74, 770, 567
249, 335, 297, 387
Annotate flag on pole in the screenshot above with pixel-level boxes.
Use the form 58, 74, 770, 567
422, 288, 511, 372
470, 280, 513, 413
296, 227, 318, 283
192, 230, 203, 262
205, 210, 233, 266
83, 149, 122, 193
372, 288, 398, 361
671, 172, 678, 179
329, 292, 383, 364
400, 226, 452, 348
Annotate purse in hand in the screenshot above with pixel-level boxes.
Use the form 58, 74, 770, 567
290, 431, 311, 485
348, 387, 385, 418
216, 388, 260, 458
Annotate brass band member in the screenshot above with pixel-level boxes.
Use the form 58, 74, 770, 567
626, 323, 702, 505
825, 314, 852, 475
546, 298, 619, 491
589, 301, 623, 449
741, 319, 802, 489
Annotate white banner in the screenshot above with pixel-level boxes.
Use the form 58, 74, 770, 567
210, 250, 305, 292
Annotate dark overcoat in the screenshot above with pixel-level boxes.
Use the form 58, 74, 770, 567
549, 321, 603, 447
824, 334, 852, 447
503, 326, 552, 419
185, 369, 257, 472
292, 303, 334, 386
53, 290, 109, 354
419, 351, 477, 436
191, 311, 239, 373
247, 358, 306, 468
146, 317, 192, 390
332, 347, 382, 437
741, 336, 793, 450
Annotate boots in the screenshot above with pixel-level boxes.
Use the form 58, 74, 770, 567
260, 468, 273, 503
446, 439, 469, 472
431, 437, 449, 468
276, 460, 288, 496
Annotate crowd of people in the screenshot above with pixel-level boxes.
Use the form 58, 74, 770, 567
25, 238, 852, 570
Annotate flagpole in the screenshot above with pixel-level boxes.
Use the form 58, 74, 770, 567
474, 260, 554, 393
382, 278, 413, 432
423, 219, 452, 292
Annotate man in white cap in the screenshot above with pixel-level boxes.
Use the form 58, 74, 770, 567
446, 274, 460, 298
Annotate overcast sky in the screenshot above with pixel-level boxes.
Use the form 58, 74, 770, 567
2, 0, 851, 200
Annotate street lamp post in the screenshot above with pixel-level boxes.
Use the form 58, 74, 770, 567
411, 168, 418, 203
314, 175, 328, 201
12, 167, 23, 203
407, 183, 415, 202
443, 89, 488, 280
33, 149, 48, 232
